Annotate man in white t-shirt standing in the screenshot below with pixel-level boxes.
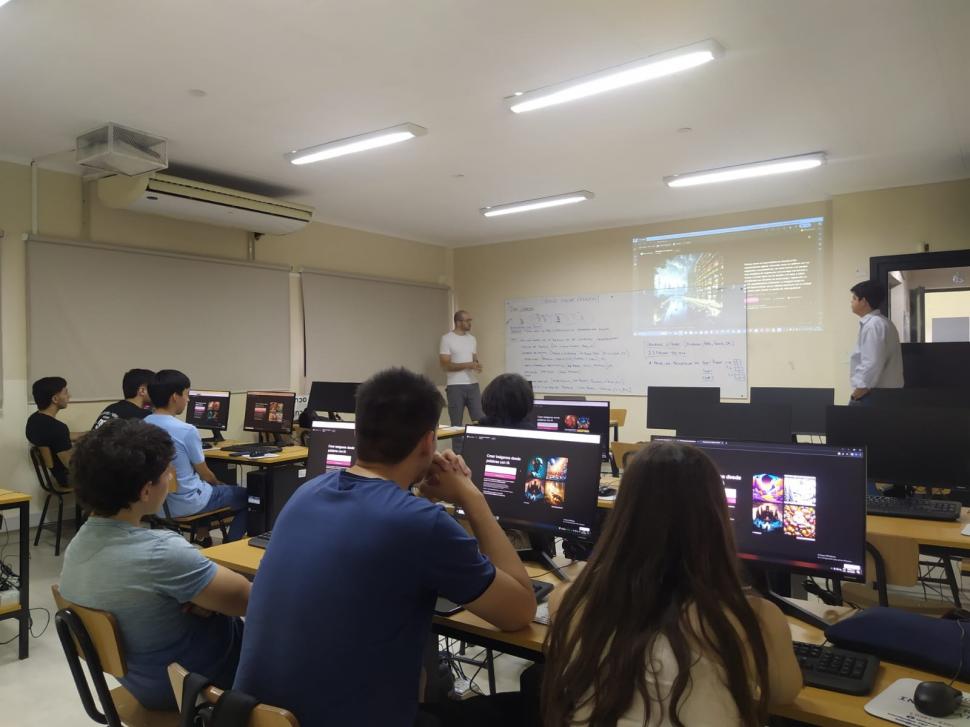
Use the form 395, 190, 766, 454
440, 310, 483, 450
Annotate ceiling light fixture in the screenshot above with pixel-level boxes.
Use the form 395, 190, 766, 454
481, 191, 594, 218
507, 39, 723, 114
664, 152, 827, 188
287, 123, 427, 165
0, 0, 13, 7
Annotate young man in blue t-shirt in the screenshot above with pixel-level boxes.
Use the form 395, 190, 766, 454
234, 367, 536, 727
144, 370, 248, 542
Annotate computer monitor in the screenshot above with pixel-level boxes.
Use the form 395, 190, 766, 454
243, 391, 297, 434
306, 420, 356, 478
646, 386, 720, 429
864, 387, 970, 410
532, 399, 611, 462
460, 425, 603, 543
306, 381, 359, 419
655, 437, 867, 582
826, 404, 970, 488
542, 395, 586, 401
749, 387, 834, 436
185, 389, 231, 438
671, 403, 793, 445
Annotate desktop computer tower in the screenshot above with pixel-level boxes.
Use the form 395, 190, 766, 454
245, 465, 307, 535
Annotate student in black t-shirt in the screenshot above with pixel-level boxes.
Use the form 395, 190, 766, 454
92, 369, 155, 430
25, 376, 73, 485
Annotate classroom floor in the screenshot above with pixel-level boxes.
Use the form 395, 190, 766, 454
0, 524, 530, 726
2, 523, 966, 726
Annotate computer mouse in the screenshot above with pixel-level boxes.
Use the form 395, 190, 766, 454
913, 681, 963, 717
598, 486, 617, 498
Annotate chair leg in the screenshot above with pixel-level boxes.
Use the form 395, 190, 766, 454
55, 496, 65, 556
34, 494, 51, 546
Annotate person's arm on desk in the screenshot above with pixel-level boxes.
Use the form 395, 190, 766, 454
747, 595, 802, 706
422, 459, 535, 631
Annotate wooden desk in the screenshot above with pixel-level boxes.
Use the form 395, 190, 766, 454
0, 489, 31, 659
204, 444, 309, 466
437, 426, 464, 440
202, 539, 970, 726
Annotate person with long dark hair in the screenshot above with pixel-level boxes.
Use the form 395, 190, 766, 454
542, 441, 801, 727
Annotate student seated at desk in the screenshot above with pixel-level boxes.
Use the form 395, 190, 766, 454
542, 441, 802, 727
59, 419, 250, 710
477, 372, 535, 429
25, 376, 73, 485
234, 367, 536, 727
92, 368, 154, 429
144, 369, 248, 542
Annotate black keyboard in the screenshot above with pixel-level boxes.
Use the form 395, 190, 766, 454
866, 495, 962, 521
793, 641, 879, 695
220, 444, 283, 456
248, 531, 272, 549
433, 579, 553, 616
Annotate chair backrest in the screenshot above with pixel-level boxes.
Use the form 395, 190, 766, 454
52, 584, 127, 677
29, 445, 59, 494
611, 441, 646, 471
612, 408, 627, 427
167, 663, 300, 727
52, 584, 130, 727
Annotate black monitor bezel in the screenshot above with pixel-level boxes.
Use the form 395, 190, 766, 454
185, 389, 231, 432
749, 387, 835, 436
243, 390, 297, 434
646, 386, 720, 429
532, 398, 611, 462
306, 381, 359, 417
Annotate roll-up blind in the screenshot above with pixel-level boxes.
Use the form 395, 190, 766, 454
27, 237, 290, 400
301, 269, 450, 385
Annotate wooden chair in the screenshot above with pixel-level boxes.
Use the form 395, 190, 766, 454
51, 585, 179, 727
30, 445, 79, 555
168, 663, 299, 726
611, 441, 646, 472
152, 503, 235, 546
611, 408, 627, 441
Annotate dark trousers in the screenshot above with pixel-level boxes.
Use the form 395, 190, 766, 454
418, 664, 542, 727
446, 384, 483, 454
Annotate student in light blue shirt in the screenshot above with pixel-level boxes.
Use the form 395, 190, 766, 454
59, 419, 251, 709
144, 369, 248, 541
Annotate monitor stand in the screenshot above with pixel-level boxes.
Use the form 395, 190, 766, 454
202, 430, 225, 443
520, 533, 571, 582
748, 568, 839, 631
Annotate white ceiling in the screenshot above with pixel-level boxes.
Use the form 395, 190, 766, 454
1, 0, 968, 247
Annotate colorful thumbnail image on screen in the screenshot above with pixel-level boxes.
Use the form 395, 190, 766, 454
751, 473, 817, 541
523, 455, 568, 508
194, 400, 222, 423
254, 400, 285, 423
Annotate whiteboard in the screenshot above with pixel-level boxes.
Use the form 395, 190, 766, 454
505, 287, 748, 398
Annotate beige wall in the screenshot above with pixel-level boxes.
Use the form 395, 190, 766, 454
0, 160, 451, 521
454, 178, 970, 443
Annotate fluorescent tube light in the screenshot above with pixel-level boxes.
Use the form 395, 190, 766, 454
664, 152, 827, 188
0, 0, 12, 7
508, 39, 723, 114
481, 191, 594, 218
287, 123, 427, 165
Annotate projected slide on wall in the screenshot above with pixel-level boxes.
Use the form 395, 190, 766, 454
633, 217, 825, 334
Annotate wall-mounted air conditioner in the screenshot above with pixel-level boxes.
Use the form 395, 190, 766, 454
97, 173, 314, 235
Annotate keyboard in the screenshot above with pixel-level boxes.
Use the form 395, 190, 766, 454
248, 531, 272, 549
866, 494, 962, 521
220, 444, 283, 456
433, 579, 553, 616
793, 641, 879, 695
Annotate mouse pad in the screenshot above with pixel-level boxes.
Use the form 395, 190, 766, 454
865, 678, 970, 726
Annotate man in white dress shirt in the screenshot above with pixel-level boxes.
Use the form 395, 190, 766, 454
849, 280, 904, 404
440, 311, 483, 451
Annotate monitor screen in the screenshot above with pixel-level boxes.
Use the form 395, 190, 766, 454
460, 425, 603, 542
656, 437, 867, 581
647, 386, 720, 429
307, 381, 359, 416
826, 404, 970, 488
185, 389, 231, 431
306, 420, 357, 478
749, 387, 834, 435
672, 403, 793, 444
532, 399, 610, 462
864, 387, 970, 410
243, 391, 296, 433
